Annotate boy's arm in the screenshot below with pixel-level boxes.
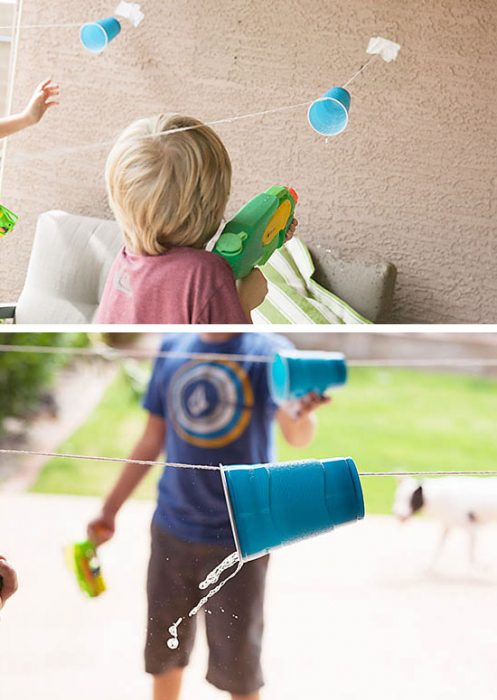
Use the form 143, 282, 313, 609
237, 268, 268, 322
0, 79, 59, 139
87, 413, 166, 544
276, 393, 330, 448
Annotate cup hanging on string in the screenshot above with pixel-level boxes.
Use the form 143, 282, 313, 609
80, 2, 144, 54
307, 36, 401, 137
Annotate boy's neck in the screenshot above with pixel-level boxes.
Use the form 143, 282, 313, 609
199, 333, 239, 344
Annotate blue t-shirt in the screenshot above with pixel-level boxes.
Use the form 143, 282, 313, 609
143, 333, 294, 544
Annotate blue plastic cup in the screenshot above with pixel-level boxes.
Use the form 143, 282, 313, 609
308, 86, 351, 136
222, 458, 364, 561
268, 350, 347, 403
80, 17, 122, 54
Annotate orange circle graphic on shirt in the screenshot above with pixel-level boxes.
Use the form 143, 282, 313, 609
167, 360, 254, 448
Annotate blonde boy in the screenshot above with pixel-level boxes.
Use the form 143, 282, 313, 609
97, 115, 284, 324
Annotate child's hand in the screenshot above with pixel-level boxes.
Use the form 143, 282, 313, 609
0, 556, 18, 609
293, 391, 331, 418
23, 79, 60, 126
237, 268, 268, 320
285, 218, 298, 244
87, 513, 116, 546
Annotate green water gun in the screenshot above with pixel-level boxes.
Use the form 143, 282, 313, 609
214, 185, 298, 279
66, 540, 106, 598
0, 204, 19, 236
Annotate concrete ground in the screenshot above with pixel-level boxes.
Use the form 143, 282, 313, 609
1, 494, 497, 700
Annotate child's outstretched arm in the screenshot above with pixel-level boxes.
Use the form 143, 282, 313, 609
0, 79, 60, 139
87, 413, 165, 545
0, 556, 18, 609
276, 392, 331, 448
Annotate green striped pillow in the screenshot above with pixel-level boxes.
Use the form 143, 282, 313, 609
252, 237, 370, 325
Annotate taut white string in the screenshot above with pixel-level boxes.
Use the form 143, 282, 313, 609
0, 343, 496, 369
342, 54, 378, 88
7, 51, 382, 166
0, 344, 274, 363
0, 23, 81, 30
0, 448, 497, 477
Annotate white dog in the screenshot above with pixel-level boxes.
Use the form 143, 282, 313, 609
393, 476, 497, 565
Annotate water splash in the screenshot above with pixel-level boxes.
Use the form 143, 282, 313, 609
166, 552, 242, 649
199, 552, 240, 590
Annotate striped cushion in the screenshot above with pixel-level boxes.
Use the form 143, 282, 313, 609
252, 237, 370, 325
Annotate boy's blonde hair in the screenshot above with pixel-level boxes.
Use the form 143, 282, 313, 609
105, 114, 232, 255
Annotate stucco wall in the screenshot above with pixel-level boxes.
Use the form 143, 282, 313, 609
1, 0, 496, 323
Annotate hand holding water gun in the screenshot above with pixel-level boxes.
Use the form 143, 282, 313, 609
214, 185, 299, 279
65, 521, 113, 598
0, 556, 18, 609
87, 513, 115, 546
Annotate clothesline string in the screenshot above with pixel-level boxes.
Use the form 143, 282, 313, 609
6, 52, 380, 166
0, 344, 496, 368
0, 447, 496, 477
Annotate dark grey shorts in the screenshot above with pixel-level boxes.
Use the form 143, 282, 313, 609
145, 521, 269, 695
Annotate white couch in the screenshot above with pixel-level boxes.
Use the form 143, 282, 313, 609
0, 211, 397, 324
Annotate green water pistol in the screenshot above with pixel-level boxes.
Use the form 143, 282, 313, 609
214, 185, 298, 279
0, 204, 19, 236
66, 540, 106, 598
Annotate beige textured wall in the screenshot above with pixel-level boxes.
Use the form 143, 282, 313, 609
0, 3, 14, 116
1, 0, 497, 323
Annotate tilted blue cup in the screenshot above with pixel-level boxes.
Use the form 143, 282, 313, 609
268, 350, 348, 403
308, 86, 351, 136
80, 17, 122, 54
222, 457, 365, 562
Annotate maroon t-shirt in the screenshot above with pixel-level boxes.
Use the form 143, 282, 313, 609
96, 246, 248, 324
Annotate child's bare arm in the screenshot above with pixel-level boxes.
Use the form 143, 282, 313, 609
0, 556, 18, 609
0, 79, 60, 139
87, 413, 166, 544
237, 268, 268, 322
276, 393, 330, 448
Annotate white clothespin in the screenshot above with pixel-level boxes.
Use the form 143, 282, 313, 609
367, 36, 401, 63
114, 1, 145, 27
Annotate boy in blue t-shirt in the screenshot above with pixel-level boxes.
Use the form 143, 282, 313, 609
88, 333, 328, 700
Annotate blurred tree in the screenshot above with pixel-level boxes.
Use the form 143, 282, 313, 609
0, 333, 89, 434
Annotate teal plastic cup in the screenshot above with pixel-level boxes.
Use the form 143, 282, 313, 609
222, 458, 365, 562
308, 86, 351, 136
80, 17, 122, 54
268, 350, 348, 403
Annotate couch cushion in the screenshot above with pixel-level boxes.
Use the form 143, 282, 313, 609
253, 237, 371, 324
16, 211, 122, 324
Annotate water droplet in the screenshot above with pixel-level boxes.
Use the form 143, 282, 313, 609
168, 625, 177, 636
167, 638, 179, 650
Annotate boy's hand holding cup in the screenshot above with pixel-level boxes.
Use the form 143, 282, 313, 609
284, 391, 331, 420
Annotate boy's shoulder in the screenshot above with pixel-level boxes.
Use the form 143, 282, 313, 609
239, 332, 295, 356
172, 247, 233, 275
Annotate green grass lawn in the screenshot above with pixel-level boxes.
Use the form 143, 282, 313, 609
31, 367, 497, 514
